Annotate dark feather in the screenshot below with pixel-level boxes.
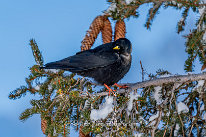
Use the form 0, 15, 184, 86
44, 42, 118, 72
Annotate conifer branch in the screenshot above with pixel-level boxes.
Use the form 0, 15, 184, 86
177, 7, 189, 33
19, 107, 39, 121
29, 39, 44, 66
145, 2, 162, 29
85, 72, 206, 96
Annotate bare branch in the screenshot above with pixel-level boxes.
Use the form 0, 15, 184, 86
80, 73, 206, 97
163, 121, 169, 137
188, 123, 194, 136
142, 0, 206, 7
129, 73, 206, 91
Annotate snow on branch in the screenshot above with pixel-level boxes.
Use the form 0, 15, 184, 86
83, 72, 206, 97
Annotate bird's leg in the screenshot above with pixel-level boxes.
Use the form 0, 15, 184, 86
104, 84, 116, 96
114, 83, 129, 89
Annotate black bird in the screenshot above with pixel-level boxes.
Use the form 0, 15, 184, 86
43, 38, 132, 90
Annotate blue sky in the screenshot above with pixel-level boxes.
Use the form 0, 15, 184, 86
0, 0, 199, 137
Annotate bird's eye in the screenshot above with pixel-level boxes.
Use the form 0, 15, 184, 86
113, 45, 120, 50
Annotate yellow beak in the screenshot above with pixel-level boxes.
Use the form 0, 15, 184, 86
113, 46, 120, 50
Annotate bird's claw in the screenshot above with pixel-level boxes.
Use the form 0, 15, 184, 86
114, 83, 129, 89
104, 84, 116, 96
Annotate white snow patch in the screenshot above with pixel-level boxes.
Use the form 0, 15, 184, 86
168, 0, 182, 7
127, 91, 140, 115
198, 0, 206, 33
16, 89, 21, 94
166, 112, 170, 117
83, 100, 90, 110
81, 100, 90, 119
171, 1, 177, 5
174, 124, 180, 136
200, 104, 205, 111
48, 84, 52, 90
159, 74, 172, 78
193, 80, 205, 93
134, 132, 143, 137
149, 111, 159, 126
106, 3, 117, 12
90, 96, 114, 121
177, 3, 182, 7
203, 113, 206, 121
86, 33, 90, 37
177, 102, 189, 114
125, 0, 135, 4
139, 116, 146, 124
203, 31, 206, 41
187, 72, 194, 75
199, 2, 206, 16
53, 127, 57, 136
45, 69, 60, 73
35, 85, 40, 90
154, 86, 163, 105
201, 67, 206, 73
197, 80, 205, 87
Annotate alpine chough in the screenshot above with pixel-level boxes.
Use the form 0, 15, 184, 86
42, 38, 132, 86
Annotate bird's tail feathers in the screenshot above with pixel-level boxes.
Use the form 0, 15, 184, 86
40, 62, 85, 73
42, 62, 66, 69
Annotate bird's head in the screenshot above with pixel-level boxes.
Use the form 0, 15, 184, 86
112, 38, 132, 55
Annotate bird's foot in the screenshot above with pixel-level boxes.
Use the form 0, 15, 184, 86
104, 84, 116, 96
114, 83, 129, 89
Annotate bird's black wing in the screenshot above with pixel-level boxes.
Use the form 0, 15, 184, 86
44, 47, 119, 73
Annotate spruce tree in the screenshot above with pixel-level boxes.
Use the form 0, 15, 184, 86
9, 0, 206, 137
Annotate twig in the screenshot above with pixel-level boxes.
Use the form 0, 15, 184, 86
169, 125, 175, 137
151, 108, 162, 137
196, 124, 200, 136
174, 96, 185, 137
162, 122, 168, 137
140, 60, 145, 81
188, 123, 194, 137
169, 83, 182, 111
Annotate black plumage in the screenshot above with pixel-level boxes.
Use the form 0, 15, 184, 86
43, 38, 132, 86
